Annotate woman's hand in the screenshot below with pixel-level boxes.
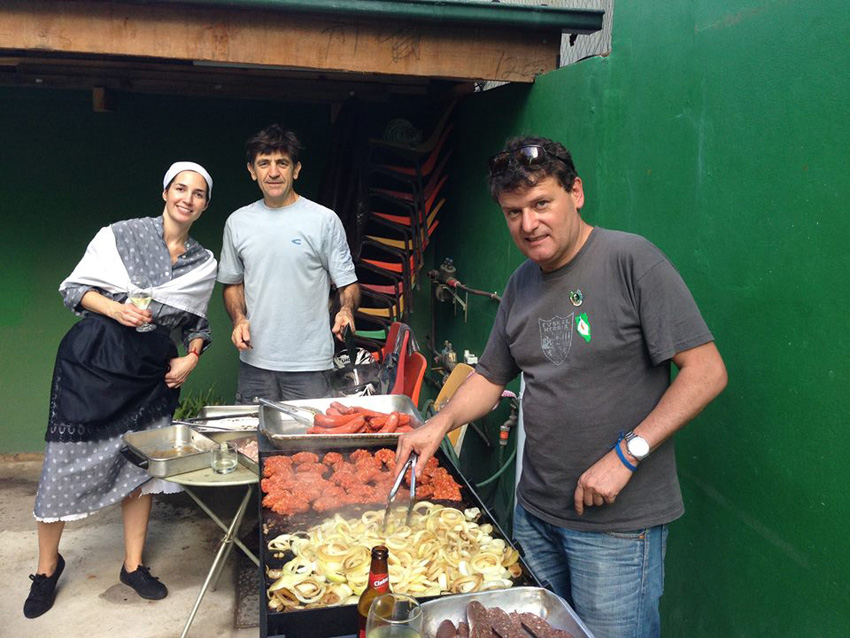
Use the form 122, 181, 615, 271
80, 292, 152, 328
165, 354, 198, 388
111, 302, 152, 328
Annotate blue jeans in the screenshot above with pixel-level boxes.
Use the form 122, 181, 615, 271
513, 504, 667, 638
235, 362, 332, 404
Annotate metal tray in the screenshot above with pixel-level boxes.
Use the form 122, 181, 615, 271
183, 404, 260, 432
259, 394, 423, 451
420, 587, 594, 638
122, 424, 218, 478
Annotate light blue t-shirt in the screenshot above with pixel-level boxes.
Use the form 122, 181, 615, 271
217, 197, 357, 371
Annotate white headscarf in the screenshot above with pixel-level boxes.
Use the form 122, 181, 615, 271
163, 161, 213, 200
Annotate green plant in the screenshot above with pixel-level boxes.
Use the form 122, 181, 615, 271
174, 386, 224, 420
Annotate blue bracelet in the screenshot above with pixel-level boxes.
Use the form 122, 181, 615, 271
614, 434, 637, 472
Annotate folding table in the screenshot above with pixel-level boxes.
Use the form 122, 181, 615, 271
167, 461, 259, 638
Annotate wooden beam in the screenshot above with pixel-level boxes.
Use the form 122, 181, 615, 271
0, 0, 561, 83
0, 57, 442, 103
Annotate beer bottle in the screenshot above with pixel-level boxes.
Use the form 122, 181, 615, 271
357, 545, 390, 638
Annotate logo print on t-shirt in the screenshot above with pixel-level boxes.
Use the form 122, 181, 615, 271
539, 313, 574, 365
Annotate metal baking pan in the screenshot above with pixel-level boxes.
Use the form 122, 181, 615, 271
420, 587, 594, 638
122, 424, 218, 478
259, 394, 423, 451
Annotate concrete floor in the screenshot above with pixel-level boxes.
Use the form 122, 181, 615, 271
1, 455, 260, 638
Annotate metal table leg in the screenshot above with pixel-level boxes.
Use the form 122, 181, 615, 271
209, 485, 253, 591
179, 485, 255, 638
181, 485, 259, 566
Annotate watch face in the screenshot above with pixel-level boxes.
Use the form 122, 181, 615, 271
627, 436, 650, 459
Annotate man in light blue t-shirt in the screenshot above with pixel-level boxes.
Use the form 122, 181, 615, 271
217, 125, 360, 403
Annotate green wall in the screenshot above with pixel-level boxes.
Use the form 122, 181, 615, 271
0, 88, 332, 451
429, 1, 849, 635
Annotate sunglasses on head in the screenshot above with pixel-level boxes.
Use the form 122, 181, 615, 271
488, 144, 571, 176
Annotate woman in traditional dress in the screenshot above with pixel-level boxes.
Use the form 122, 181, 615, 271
23, 162, 218, 618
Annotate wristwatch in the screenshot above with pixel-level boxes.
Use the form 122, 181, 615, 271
624, 431, 651, 461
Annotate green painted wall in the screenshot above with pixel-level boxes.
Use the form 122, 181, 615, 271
428, 1, 849, 635
0, 88, 333, 451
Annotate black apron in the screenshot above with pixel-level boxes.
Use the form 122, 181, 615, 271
46, 313, 179, 443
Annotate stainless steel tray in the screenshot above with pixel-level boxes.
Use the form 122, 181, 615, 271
187, 404, 260, 432
420, 587, 594, 638
259, 394, 423, 451
122, 424, 218, 478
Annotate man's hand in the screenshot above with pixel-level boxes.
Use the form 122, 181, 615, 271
395, 413, 452, 480
332, 283, 360, 341
395, 371, 504, 481
573, 444, 635, 516
331, 306, 354, 341
231, 319, 252, 350
164, 354, 198, 388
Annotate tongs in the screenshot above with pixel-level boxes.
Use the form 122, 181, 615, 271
257, 397, 321, 426
382, 453, 417, 532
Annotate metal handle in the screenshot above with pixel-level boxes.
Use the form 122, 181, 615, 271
257, 398, 314, 425
120, 445, 149, 469
383, 453, 417, 531
405, 454, 417, 526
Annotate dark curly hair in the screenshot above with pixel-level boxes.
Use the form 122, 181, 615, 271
487, 136, 578, 201
245, 124, 303, 165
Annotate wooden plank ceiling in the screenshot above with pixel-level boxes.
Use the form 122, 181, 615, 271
0, 0, 594, 104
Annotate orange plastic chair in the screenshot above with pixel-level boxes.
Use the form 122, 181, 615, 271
401, 351, 428, 406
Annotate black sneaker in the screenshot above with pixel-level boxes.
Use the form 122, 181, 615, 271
119, 564, 168, 600
24, 554, 65, 619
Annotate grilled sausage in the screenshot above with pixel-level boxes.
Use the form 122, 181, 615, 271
436, 619, 459, 638
467, 601, 494, 638
313, 412, 361, 427
517, 612, 573, 638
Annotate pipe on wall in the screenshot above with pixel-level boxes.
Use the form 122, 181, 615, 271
137, 0, 604, 34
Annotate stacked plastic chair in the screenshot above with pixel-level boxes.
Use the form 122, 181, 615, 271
353, 103, 455, 336
370, 322, 427, 407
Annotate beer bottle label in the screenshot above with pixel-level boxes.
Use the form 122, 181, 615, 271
370, 572, 389, 591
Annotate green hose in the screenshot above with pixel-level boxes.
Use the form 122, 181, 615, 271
475, 447, 516, 488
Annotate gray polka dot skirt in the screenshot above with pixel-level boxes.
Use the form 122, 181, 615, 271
33, 417, 171, 522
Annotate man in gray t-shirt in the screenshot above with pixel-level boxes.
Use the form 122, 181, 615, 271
217, 125, 359, 403
396, 137, 727, 638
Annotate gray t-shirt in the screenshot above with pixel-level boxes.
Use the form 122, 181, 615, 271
217, 197, 357, 371
477, 228, 714, 532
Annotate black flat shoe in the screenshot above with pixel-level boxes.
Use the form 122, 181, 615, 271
120, 564, 168, 600
24, 554, 65, 619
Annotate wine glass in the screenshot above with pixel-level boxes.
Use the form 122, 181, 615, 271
128, 276, 156, 333
366, 593, 423, 638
